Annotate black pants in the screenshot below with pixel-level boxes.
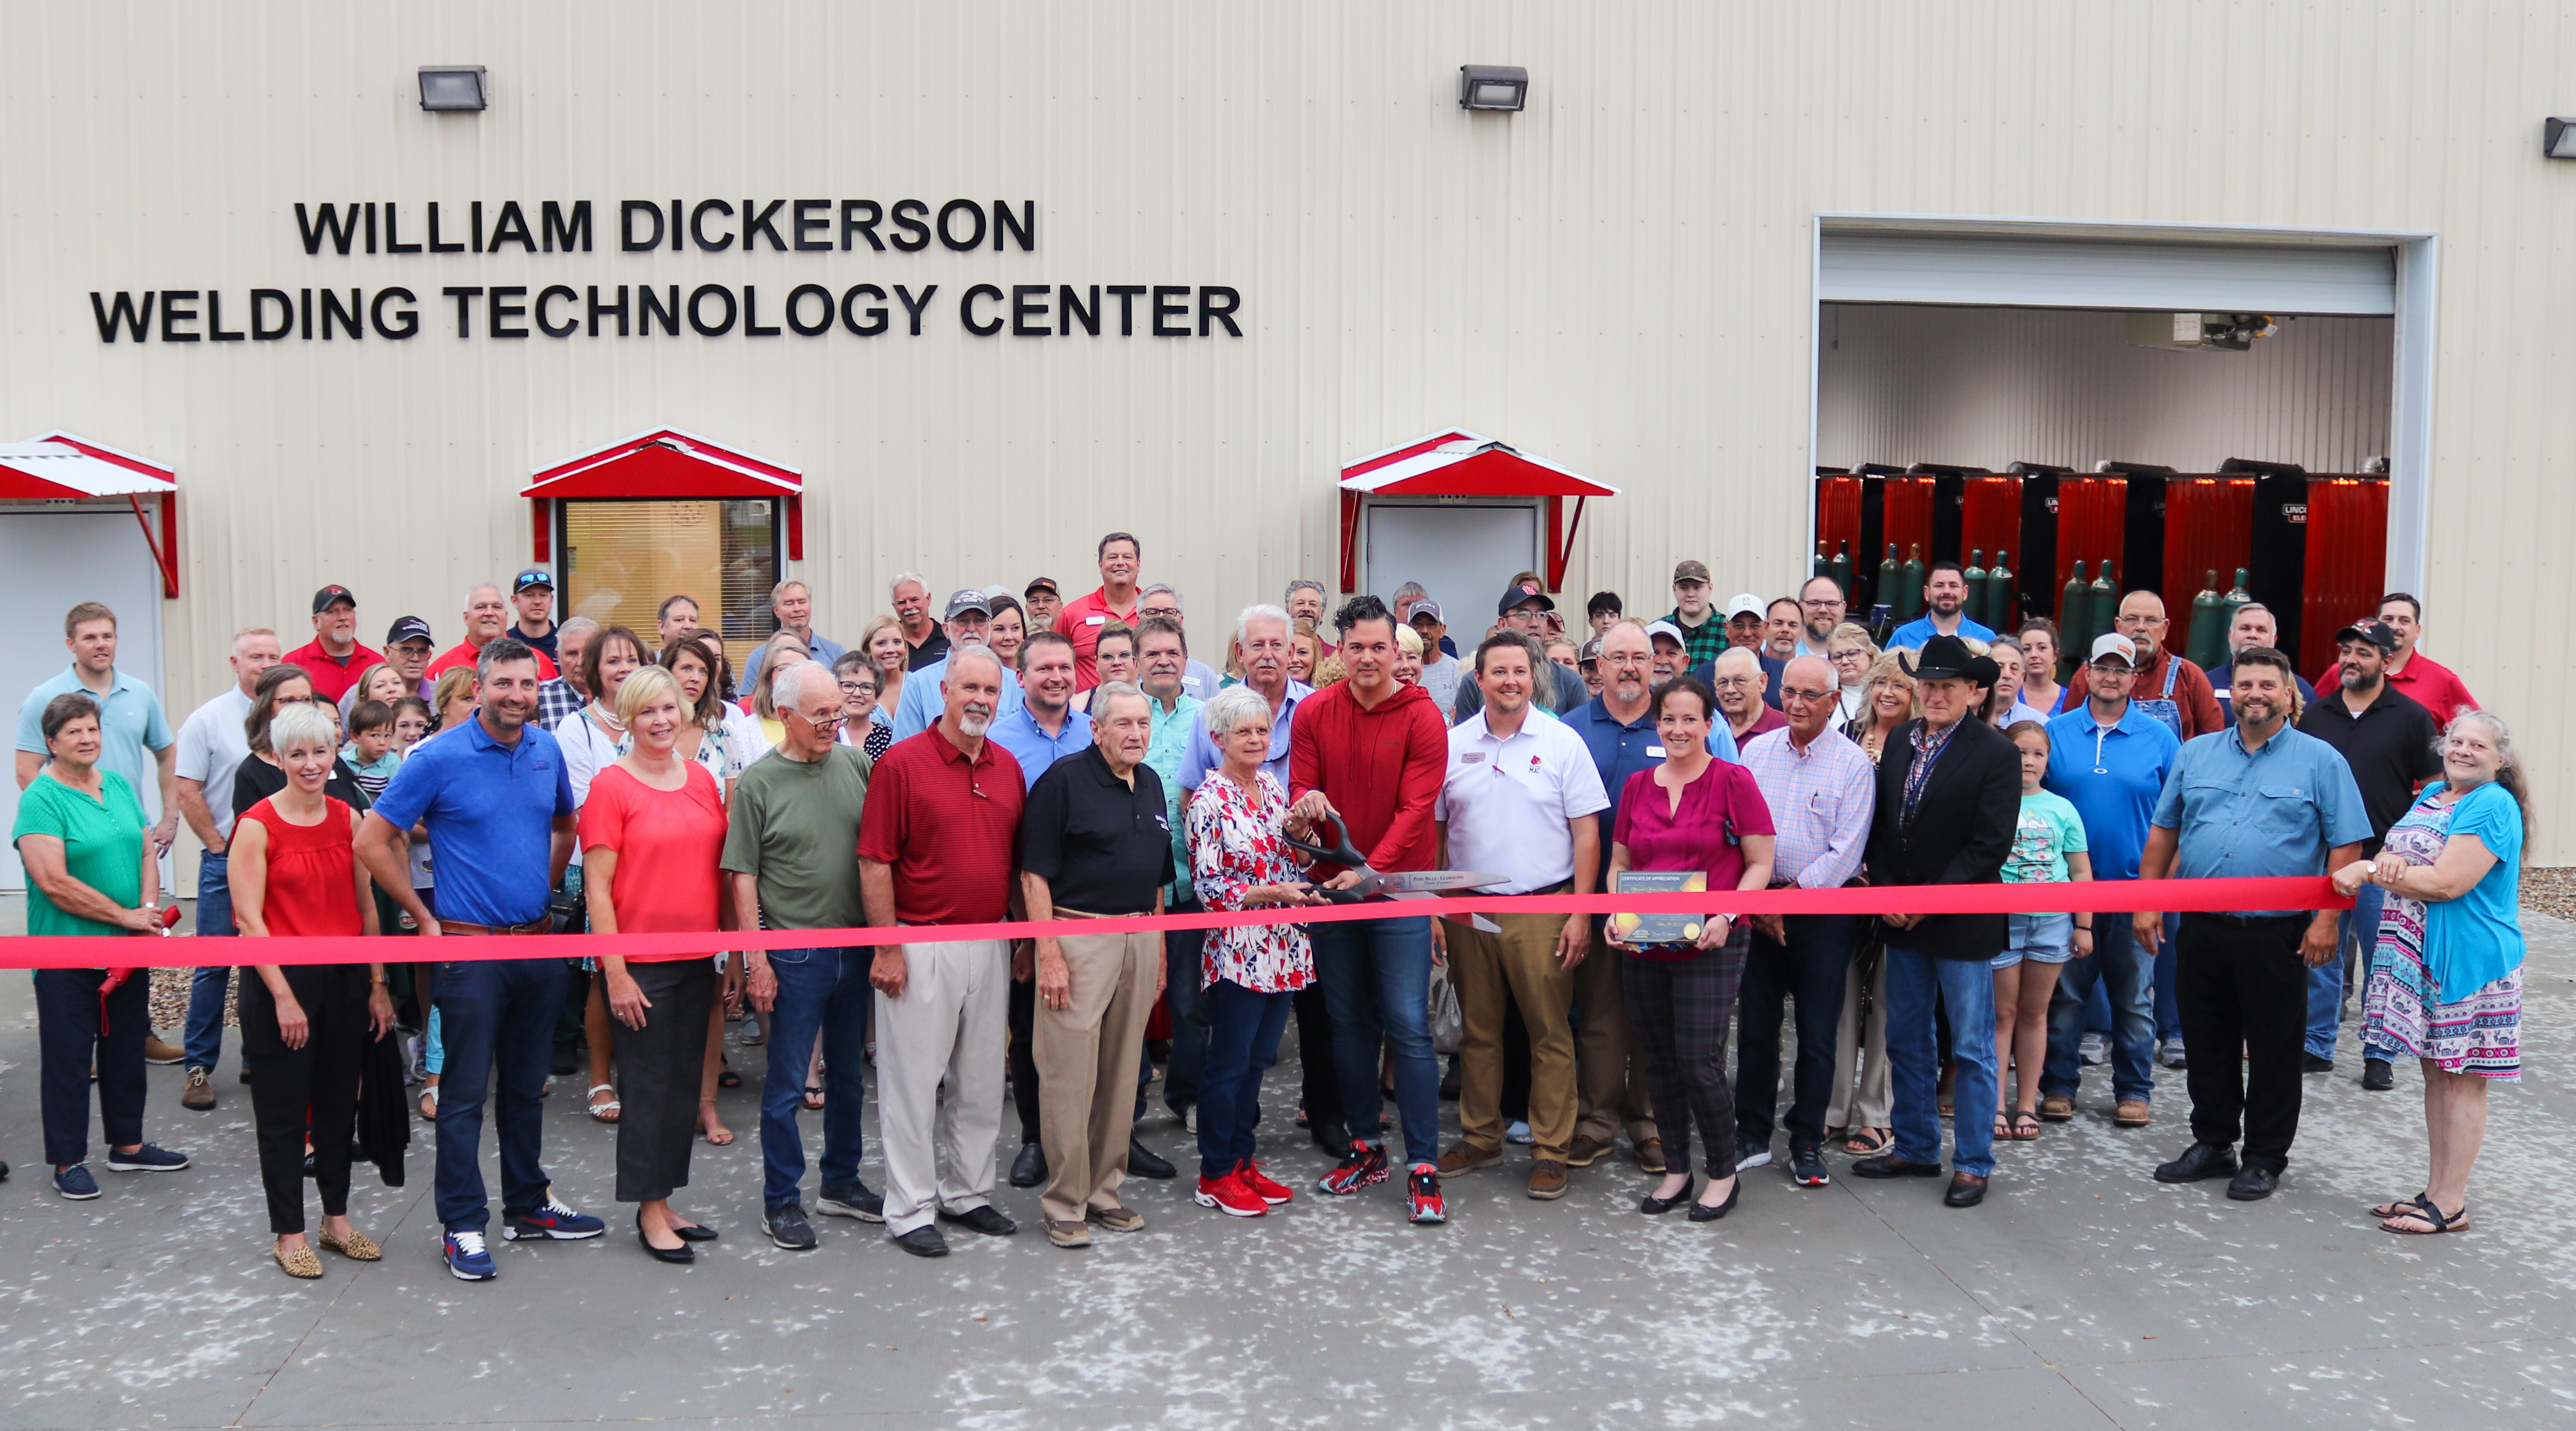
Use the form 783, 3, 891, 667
1009, 971, 1041, 1145
1735, 913, 1855, 1151
615, 959, 716, 1203
36, 968, 149, 1167
1622, 934, 1749, 1180
2178, 914, 2311, 1171
240, 964, 369, 1235
1294, 984, 1344, 1133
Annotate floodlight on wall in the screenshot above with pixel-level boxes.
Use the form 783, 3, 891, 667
2547, 118, 2576, 158
1459, 65, 1528, 112
418, 66, 489, 112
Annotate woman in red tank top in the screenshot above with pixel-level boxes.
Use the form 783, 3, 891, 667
232, 704, 392, 1280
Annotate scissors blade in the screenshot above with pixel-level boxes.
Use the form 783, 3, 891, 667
1379, 891, 1506, 933
1371, 870, 1512, 892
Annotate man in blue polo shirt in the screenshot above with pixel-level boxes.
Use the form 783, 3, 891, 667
1558, 620, 1738, 1172
2038, 633, 2181, 1129
1886, 562, 1997, 651
356, 637, 599, 1281
16, 601, 178, 854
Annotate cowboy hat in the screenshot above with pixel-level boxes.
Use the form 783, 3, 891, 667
1897, 633, 1999, 687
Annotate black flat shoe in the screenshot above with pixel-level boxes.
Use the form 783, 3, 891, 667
890, 1225, 950, 1258
1688, 1177, 1742, 1222
2361, 1059, 2395, 1092
1008, 1141, 1048, 1189
1127, 1138, 1177, 1180
671, 1222, 719, 1242
1639, 1176, 1695, 1215
1850, 1154, 1944, 1179
938, 1204, 1019, 1236
635, 1216, 693, 1264
1944, 1172, 1988, 1208
2226, 1164, 2280, 1201
2154, 1142, 2240, 1184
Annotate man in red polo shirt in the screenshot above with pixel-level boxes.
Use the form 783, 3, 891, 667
1287, 594, 1452, 1223
859, 644, 1025, 1259
283, 585, 385, 704
2313, 592, 2477, 724
1052, 532, 1142, 690
426, 582, 557, 682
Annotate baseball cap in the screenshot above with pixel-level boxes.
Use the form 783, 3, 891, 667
310, 584, 356, 614
1672, 560, 1712, 585
1723, 592, 1765, 620
1576, 636, 1604, 666
1024, 576, 1060, 597
1495, 580, 1556, 617
2332, 619, 2399, 653
512, 568, 553, 594
386, 616, 434, 647
1408, 600, 1445, 624
1644, 619, 1687, 647
944, 588, 994, 621
2087, 632, 2140, 666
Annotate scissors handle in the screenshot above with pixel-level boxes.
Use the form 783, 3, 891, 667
1281, 810, 1370, 870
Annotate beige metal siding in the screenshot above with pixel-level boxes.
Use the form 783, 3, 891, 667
1, 0, 2569, 852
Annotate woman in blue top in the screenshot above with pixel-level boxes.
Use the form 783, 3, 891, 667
2333, 709, 2527, 1236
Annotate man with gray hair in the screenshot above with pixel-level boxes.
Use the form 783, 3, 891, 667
890, 572, 948, 671
1136, 584, 1223, 699
743, 579, 848, 690
1180, 604, 1311, 793
1283, 579, 1333, 655
536, 616, 600, 729
427, 583, 558, 682
1020, 681, 1173, 1246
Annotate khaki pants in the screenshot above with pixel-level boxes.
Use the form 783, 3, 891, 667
1574, 918, 1657, 1149
1825, 945, 1892, 1132
1448, 908, 1579, 1160
1034, 919, 1159, 1226
876, 937, 1010, 1236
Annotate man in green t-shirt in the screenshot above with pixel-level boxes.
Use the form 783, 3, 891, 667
721, 664, 874, 1251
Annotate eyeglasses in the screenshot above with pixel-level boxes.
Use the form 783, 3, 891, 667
1780, 686, 1834, 703
791, 708, 849, 728
1711, 676, 1759, 689
2088, 662, 2136, 677
2115, 614, 2166, 629
1800, 599, 1843, 610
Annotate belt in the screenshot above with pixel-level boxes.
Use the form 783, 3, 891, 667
2185, 912, 2309, 929
1055, 907, 1156, 921
439, 917, 553, 935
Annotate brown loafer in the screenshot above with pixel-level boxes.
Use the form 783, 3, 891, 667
1086, 1205, 1144, 1234
2114, 1099, 2151, 1128
273, 1244, 323, 1279
318, 1228, 382, 1262
1046, 1220, 1094, 1248
1635, 1138, 1667, 1174
1527, 1159, 1569, 1200
2037, 1094, 2076, 1123
1435, 1142, 1502, 1177
1565, 1134, 1610, 1168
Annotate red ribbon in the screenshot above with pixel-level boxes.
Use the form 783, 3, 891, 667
0, 877, 2346, 970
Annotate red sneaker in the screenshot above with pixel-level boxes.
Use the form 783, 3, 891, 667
1317, 1139, 1391, 1196
1407, 1163, 1447, 1224
1237, 1159, 1294, 1205
1194, 1169, 1267, 1218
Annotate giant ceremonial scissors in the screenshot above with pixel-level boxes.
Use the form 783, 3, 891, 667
1282, 812, 1508, 932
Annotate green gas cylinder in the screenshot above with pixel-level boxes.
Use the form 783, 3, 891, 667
2088, 559, 2119, 645
1831, 541, 1853, 604
2222, 567, 2253, 638
2061, 560, 2090, 637
1814, 540, 1832, 581
1987, 549, 2014, 631
1877, 544, 1900, 620
2186, 570, 2227, 670
1964, 550, 1988, 636
1899, 544, 1927, 622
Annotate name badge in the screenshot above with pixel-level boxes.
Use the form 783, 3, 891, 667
1646, 745, 1666, 757
1086, 614, 1106, 626
1460, 751, 1486, 764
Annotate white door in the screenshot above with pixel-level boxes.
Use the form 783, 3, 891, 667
1360, 501, 1542, 630
0, 511, 167, 891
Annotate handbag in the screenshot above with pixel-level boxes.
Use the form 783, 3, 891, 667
1426, 962, 1465, 1055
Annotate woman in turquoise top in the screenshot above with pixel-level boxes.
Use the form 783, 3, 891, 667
2333, 709, 2527, 1236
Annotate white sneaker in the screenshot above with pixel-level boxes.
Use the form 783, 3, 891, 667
2078, 1033, 2109, 1066
2159, 1040, 2189, 1070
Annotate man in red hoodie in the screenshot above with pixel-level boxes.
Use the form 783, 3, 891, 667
1288, 594, 1453, 1223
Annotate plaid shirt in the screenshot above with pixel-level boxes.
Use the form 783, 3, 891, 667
1662, 609, 1727, 669
537, 677, 585, 730
1899, 717, 1962, 829
1738, 723, 1876, 889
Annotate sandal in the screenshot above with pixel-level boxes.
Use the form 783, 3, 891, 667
1994, 1113, 2013, 1141
2007, 1111, 2043, 1141
2369, 1191, 2431, 1219
417, 1085, 438, 1122
2380, 1196, 2469, 1235
699, 1098, 735, 1146
586, 1084, 621, 1124
1843, 1126, 1893, 1157
803, 1085, 826, 1111
716, 1055, 742, 1090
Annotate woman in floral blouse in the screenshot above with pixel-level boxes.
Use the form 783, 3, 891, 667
1185, 684, 1323, 1218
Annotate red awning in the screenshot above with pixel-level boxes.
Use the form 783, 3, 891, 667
522, 428, 806, 560
2, 433, 181, 597
1337, 430, 1617, 594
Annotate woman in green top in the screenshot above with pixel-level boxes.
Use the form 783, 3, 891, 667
13, 692, 191, 1200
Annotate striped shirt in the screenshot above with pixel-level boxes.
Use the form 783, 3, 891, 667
1737, 723, 1876, 890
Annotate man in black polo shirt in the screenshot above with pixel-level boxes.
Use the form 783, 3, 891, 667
1020, 681, 1174, 1248
2294, 618, 2439, 1087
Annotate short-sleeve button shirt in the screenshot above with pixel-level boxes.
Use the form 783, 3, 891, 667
369, 715, 575, 928
1560, 695, 1740, 845
855, 727, 1025, 926
1021, 745, 1176, 915
2151, 723, 2372, 916
1434, 708, 1611, 894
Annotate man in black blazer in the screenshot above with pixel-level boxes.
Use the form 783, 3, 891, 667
1851, 636, 2022, 1208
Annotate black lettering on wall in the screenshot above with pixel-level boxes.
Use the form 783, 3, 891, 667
784, 284, 834, 335
588, 285, 630, 337
890, 200, 931, 252
321, 289, 364, 340
669, 200, 683, 252
639, 284, 681, 335
691, 200, 737, 252
1107, 285, 1145, 336
687, 284, 737, 336
534, 285, 579, 337
301, 288, 314, 339
1197, 286, 1242, 337
1152, 286, 1189, 337
1059, 285, 1100, 336
488, 286, 529, 338
742, 286, 781, 336
743, 199, 787, 251
371, 287, 420, 338
364, 202, 376, 254
250, 290, 294, 339
994, 200, 1035, 252
90, 291, 154, 342
620, 200, 665, 252
427, 201, 466, 254
841, 199, 884, 252
385, 202, 422, 254
937, 200, 987, 252
542, 200, 593, 252
471, 201, 485, 253
441, 286, 482, 337
1010, 284, 1049, 336
840, 284, 889, 336
959, 284, 1004, 335
488, 201, 537, 254
893, 284, 938, 335
207, 291, 246, 341
792, 200, 830, 251
160, 291, 200, 342
295, 203, 360, 256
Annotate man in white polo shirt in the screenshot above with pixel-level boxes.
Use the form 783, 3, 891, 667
1430, 634, 1609, 1202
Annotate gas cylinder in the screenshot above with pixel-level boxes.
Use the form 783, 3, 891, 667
1899, 544, 1926, 622
1987, 549, 2014, 631
2186, 570, 2227, 669
2088, 559, 2119, 645
1878, 543, 1900, 622
2061, 560, 2090, 636
1964, 550, 1988, 636
2222, 567, 2253, 637
1831, 541, 1853, 604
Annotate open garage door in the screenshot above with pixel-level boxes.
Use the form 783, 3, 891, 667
1820, 232, 2396, 316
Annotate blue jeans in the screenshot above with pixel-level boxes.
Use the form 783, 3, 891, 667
760, 947, 872, 1208
1197, 979, 1295, 1179
183, 851, 236, 1071
2042, 915, 2157, 1104
2311, 882, 2386, 1060
1310, 915, 1442, 1166
1162, 905, 1211, 1113
1885, 944, 1998, 1178
431, 956, 561, 1231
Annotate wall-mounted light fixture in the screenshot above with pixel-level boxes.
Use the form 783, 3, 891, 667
1459, 65, 1528, 112
418, 65, 490, 112
2546, 117, 2576, 158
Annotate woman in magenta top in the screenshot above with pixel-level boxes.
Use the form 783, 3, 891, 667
580, 665, 729, 1263
1605, 676, 1776, 1223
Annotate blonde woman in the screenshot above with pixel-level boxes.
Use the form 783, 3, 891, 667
745, 631, 811, 750
1826, 623, 1878, 726
1829, 651, 1914, 1156
661, 630, 752, 1140
857, 614, 908, 717
1843, 653, 1918, 766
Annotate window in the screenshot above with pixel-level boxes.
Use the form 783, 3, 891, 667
559, 499, 778, 674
